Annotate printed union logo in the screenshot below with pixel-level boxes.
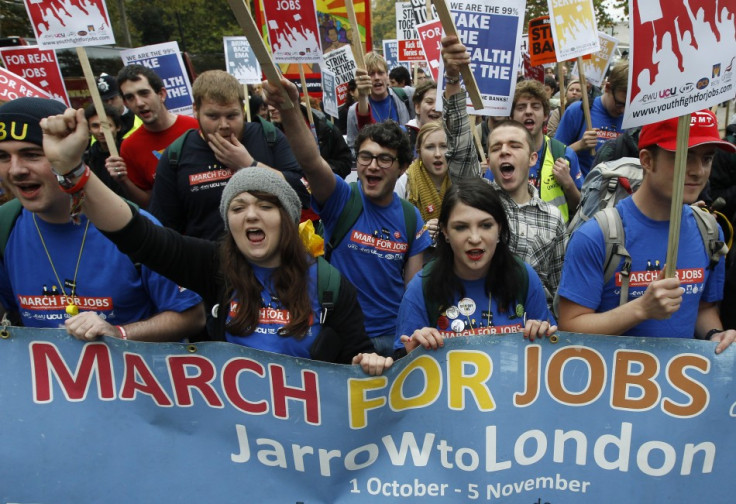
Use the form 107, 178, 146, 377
713, 64, 721, 78
679, 83, 694, 94
696, 77, 710, 90
77, 31, 88, 36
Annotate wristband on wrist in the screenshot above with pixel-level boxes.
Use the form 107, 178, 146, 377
58, 164, 90, 194
116, 325, 128, 340
250, 159, 259, 167
444, 73, 461, 85
702, 328, 723, 341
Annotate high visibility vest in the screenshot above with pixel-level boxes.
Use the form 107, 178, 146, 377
539, 135, 569, 222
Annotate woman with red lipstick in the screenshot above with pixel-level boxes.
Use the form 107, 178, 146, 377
39, 107, 392, 375
394, 180, 557, 354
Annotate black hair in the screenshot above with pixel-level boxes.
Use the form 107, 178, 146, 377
116, 64, 165, 94
84, 103, 122, 129
389, 66, 411, 87
427, 180, 523, 313
354, 120, 413, 168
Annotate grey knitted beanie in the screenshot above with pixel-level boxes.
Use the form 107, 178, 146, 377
219, 167, 301, 229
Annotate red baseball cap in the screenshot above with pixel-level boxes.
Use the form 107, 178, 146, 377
638, 109, 736, 153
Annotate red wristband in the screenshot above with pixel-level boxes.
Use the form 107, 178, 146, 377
116, 325, 128, 340
59, 165, 91, 194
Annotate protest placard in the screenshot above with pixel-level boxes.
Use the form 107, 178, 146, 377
416, 19, 443, 82
120, 42, 194, 116
23, 0, 115, 50
546, 0, 600, 62
622, 0, 736, 129
262, 0, 322, 64
396, 2, 418, 40
0, 67, 51, 103
223, 36, 262, 85
445, 0, 525, 115
323, 45, 358, 107
321, 68, 339, 118
398, 39, 426, 63
529, 15, 557, 67
383, 39, 411, 73
409, 0, 437, 25
1, 328, 734, 502
0, 45, 70, 106
572, 32, 618, 87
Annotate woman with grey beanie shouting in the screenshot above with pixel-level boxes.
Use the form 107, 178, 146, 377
40, 107, 392, 375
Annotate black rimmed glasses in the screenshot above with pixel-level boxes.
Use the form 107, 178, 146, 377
356, 151, 397, 169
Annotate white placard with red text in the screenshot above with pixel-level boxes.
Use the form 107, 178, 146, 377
623, 0, 736, 128
23, 0, 115, 50
262, 0, 322, 64
0, 46, 70, 106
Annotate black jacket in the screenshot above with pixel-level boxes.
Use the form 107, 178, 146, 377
102, 207, 375, 363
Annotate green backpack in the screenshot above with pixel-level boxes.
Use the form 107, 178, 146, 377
322, 182, 417, 262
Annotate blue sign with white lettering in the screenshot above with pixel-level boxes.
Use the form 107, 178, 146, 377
1, 328, 734, 502
120, 41, 193, 116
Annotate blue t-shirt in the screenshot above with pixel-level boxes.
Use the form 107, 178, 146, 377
395, 262, 555, 349
553, 96, 624, 178
557, 197, 724, 338
225, 262, 322, 358
0, 211, 202, 328
314, 175, 432, 338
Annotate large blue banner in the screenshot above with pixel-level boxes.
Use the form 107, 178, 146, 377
1, 327, 735, 502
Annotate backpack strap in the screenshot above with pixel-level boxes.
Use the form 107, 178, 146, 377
0, 199, 23, 261
166, 129, 196, 168
422, 260, 440, 326
324, 182, 363, 261
594, 207, 632, 306
256, 116, 278, 147
547, 137, 567, 162
689, 204, 728, 270
391, 86, 412, 116
399, 197, 417, 255
317, 256, 341, 324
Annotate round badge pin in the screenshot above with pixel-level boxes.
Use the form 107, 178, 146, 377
515, 303, 525, 318
451, 319, 465, 333
458, 298, 476, 317
438, 316, 450, 330
445, 306, 459, 319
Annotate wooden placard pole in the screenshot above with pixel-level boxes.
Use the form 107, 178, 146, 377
227, 0, 293, 109
576, 56, 595, 155
76, 47, 118, 157
298, 66, 315, 127
664, 114, 692, 279
471, 117, 487, 166
344, 0, 365, 69
431, 0, 484, 110
243, 84, 251, 122
558, 62, 566, 114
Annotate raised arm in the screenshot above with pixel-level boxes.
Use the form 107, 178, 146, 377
41, 108, 133, 232
263, 79, 336, 205
441, 35, 481, 181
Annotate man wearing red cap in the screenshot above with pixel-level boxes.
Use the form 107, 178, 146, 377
557, 109, 736, 353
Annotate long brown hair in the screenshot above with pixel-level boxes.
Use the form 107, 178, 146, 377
219, 191, 313, 338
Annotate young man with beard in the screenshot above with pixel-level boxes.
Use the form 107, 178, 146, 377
108, 65, 199, 208
487, 120, 566, 308
510, 79, 582, 222
346, 52, 415, 156
557, 110, 736, 353
147, 70, 308, 240
0, 97, 205, 342
264, 80, 431, 357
